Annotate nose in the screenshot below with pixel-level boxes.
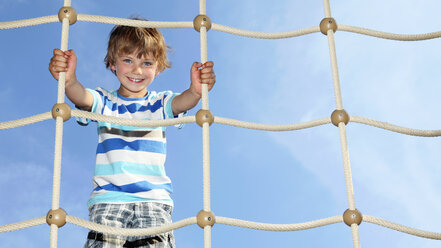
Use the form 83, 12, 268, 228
132, 64, 142, 75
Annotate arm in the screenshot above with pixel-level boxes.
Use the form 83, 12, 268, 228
172, 61, 216, 115
49, 49, 93, 111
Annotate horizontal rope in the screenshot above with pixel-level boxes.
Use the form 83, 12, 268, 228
78, 14, 192, 28
2, 15, 441, 43
338, 24, 441, 41
216, 216, 342, 231
212, 24, 319, 39
364, 215, 441, 240
71, 110, 195, 127
214, 116, 330, 131
66, 215, 196, 237
0, 15, 58, 29
0, 112, 52, 130
350, 116, 441, 137
0, 217, 46, 233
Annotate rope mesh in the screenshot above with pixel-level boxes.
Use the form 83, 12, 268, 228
1, 0, 441, 247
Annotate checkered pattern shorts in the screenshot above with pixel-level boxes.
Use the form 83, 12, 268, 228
84, 202, 175, 248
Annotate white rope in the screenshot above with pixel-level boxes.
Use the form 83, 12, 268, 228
51, 117, 64, 211
78, 15, 192, 29
211, 24, 319, 39
0, 16, 58, 29
323, 0, 332, 18
338, 124, 356, 210
216, 216, 342, 231
57, 18, 69, 103
66, 216, 196, 236
71, 110, 195, 127
199, 0, 206, 15
322, 2, 361, 247
50, 224, 58, 248
364, 215, 441, 240
0, 217, 46, 233
204, 226, 211, 248
202, 122, 211, 211
1, 2, 441, 248
338, 24, 441, 41
350, 116, 441, 137
351, 224, 361, 248
327, 30, 343, 110
0, 112, 52, 130
214, 116, 330, 131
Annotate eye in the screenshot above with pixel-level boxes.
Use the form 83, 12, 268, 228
143, 61, 152, 67
123, 59, 132, 64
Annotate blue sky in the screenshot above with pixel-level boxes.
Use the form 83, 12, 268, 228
1, 0, 441, 247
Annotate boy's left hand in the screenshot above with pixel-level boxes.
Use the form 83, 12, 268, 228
190, 61, 216, 97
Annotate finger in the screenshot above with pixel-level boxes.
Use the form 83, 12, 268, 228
53, 48, 65, 56
191, 62, 203, 72
200, 67, 213, 73
52, 55, 68, 63
51, 60, 68, 68
52, 64, 68, 72
200, 72, 215, 79
202, 61, 214, 68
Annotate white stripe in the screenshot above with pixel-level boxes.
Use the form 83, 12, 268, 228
101, 109, 164, 121
96, 150, 166, 165
93, 174, 172, 188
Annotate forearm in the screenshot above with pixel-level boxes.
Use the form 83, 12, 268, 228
172, 88, 201, 116
65, 79, 93, 111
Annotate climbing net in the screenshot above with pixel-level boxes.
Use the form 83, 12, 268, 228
1, 0, 441, 247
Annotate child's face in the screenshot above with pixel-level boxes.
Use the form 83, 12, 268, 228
111, 52, 159, 98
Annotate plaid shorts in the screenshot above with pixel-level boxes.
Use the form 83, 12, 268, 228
84, 202, 175, 248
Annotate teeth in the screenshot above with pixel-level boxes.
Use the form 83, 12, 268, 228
128, 77, 143, 82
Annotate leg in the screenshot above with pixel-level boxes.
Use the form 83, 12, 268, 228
126, 202, 175, 248
84, 203, 133, 248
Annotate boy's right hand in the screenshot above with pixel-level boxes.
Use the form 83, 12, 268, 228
49, 49, 77, 84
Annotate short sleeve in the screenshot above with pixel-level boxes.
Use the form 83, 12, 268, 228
162, 91, 187, 129
76, 88, 102, 126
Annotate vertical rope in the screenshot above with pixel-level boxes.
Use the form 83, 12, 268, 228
198, 0, 211, 246
200, 26, 209, 109
204, 226, 212, 248
202, 122, 211, 211
338, 124, 356, 209
57, 18, 70, 103
63, 0, 72, 7
51, 118, 64, 210
351, 224, 361, 248
50, 12, 71, 248
322, 1, 361, 247
327, 30, 343, 110
200, 24, 210, 213
199, 0, 206, 15
323, 0, 332, 18
49, 224, 58, 248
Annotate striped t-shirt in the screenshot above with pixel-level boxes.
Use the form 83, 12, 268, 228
78, 87, 183, 207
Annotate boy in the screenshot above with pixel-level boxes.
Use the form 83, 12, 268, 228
49, 22, 215, 248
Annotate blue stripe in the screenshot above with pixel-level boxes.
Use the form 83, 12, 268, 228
88, 192, 173, 207
97, 138, 166, 154
101, 96, 163, 114
95, 162, 166, 177
94, 181, 173, 194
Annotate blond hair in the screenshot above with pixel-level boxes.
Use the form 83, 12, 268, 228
104, 21, 171, 73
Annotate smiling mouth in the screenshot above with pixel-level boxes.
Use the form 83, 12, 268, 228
127, 77, 144, 83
